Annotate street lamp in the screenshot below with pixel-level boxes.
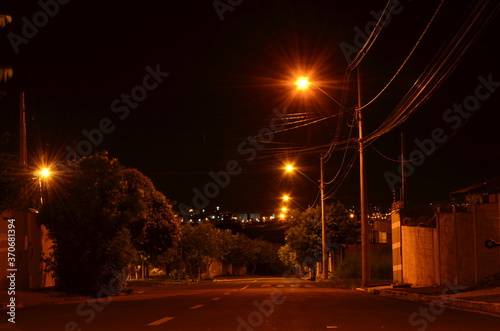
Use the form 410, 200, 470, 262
284, 161, 328, 279
36, 167, 52, 206
293, 73, 370, 286
295, 76, 311, 90
38, 168, 51, 179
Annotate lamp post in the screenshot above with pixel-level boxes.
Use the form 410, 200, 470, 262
293, 74, 370, 285
37, 167, 52, 206
284, 161, 328, 279
319, 153, 327, 280
356, 68, 371, 287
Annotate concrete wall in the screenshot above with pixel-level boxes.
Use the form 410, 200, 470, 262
401, 226, 439, 286
438, 200, 500, 285
0, 211, 55, 290
208, 260, 247, 277
394, 194, 500, 287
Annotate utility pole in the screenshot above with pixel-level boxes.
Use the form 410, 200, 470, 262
358, 68, 370, 287
19, 92, 27, 167
400, 132, 405, 207
320, 154, 327, 280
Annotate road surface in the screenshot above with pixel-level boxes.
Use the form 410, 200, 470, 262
4, 277, 499, 330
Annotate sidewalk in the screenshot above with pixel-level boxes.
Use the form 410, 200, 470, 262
1, 283, 161, 309
357, 284, 500, 316
1, 288, 87, 309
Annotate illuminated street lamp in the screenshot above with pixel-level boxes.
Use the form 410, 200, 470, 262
294, 76, 311, 90
285, 164, 295, 173
36, 167, 52, 206
284, 160, 327, 279
38, 167, 52, 179
293, 73, 370, 286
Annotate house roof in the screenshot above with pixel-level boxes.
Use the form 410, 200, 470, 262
450, 177, 500, 195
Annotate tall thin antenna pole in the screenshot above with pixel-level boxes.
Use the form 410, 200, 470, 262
19, 92, 28, 167
401, 132, 405, 207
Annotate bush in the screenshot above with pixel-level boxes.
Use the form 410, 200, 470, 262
169, 268, 189, 281
332, 249, 392, 280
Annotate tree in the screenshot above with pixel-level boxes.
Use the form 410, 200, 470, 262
278, 244, 299, 268
124, 169, 181, 263
222, 233, 259, 274
278, 202, 357, 278
180, 222, 225, 280
252, 239, 278, 275
39, 152, 178, 294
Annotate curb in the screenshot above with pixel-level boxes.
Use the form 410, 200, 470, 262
357, 287, 500, 316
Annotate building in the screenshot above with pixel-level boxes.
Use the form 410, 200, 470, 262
0, 210, 55, 290
392, 179, 500, 286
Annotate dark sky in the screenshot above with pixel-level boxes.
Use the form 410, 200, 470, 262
1, 0, 499, 213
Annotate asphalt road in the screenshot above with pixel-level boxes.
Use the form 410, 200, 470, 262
4, 277, 500, 330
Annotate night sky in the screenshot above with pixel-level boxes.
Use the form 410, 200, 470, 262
1, 0, 499, 213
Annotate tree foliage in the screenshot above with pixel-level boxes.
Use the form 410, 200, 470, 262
40, 152, 179, 294
279, 202, 357, 269
178, 223, 278, 280
180, 222, 225, 280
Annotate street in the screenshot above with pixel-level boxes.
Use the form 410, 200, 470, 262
4, 277, 499, 331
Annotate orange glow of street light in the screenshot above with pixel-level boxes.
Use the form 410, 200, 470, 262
282, 195, 290, 202
285, 164, 295, 173
294, 76, 311, 90
38, 168, 52, 179
281, 207, 288, 213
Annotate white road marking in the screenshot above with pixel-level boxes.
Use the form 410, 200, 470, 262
261, 284, 271, 287
276, 285, 285, 288
290, 285, 300, 288
147, 317, 175, 326
212, 297, 221, 301
240, 285, 249, 290
326, 326, 339, 329
224, 292, 231, 295
190, 304, 204, 309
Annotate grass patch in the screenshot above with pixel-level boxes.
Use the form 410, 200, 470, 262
331, 249, 392, 281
